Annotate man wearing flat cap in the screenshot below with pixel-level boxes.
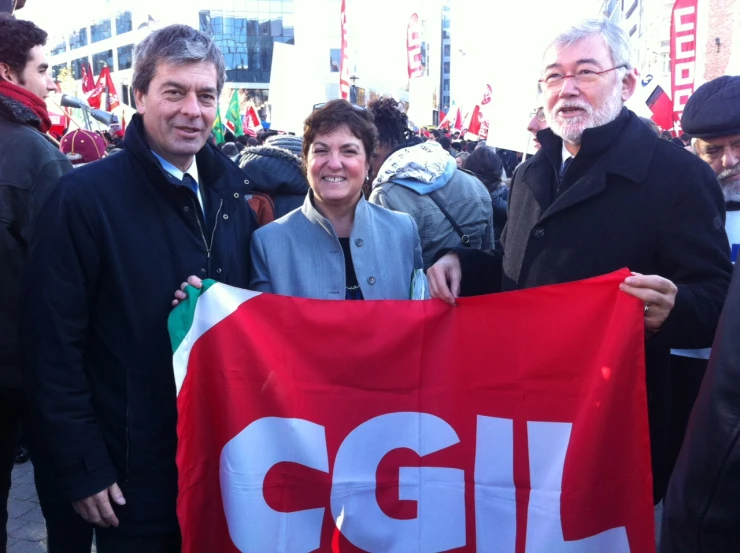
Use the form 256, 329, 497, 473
660, 75, 740, 553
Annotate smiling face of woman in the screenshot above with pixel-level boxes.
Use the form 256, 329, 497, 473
307, 125, 370, 209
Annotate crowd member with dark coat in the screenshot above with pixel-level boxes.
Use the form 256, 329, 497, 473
658, 75, 740, 553
0, 15, 73, 552
462, 146, 508, 251
659, 266, 740, 552
21, 25, 258, 553
238, 135, 309, 219
427, 19, 732, 503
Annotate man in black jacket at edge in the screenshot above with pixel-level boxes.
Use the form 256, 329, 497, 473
0, 14, 72, 552
21, 25, 258, 553
659, 77, 740, 553
427, 18, 732, 504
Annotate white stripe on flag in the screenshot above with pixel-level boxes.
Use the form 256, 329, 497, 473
173, 283, 261, 396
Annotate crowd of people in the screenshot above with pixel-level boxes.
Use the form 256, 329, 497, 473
1, 8, 739, 553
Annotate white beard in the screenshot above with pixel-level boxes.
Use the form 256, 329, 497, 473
546, 84, 624, 145
720, 169, 740, 202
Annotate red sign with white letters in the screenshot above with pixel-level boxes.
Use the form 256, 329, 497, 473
173, 270, 655, 553
670, 0, 699, 130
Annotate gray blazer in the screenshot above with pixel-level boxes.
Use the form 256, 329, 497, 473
250, 191, 423, 300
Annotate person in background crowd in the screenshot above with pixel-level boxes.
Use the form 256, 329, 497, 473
660, 77, 740, 552
462, 146, 508, 252
257, 129, 278, 145
429, 129, 440, 141
22, 24, 259, 553
680, 132, 691, 147
427, 18, 732, 503
175, 99, 423, 302
639, 116, 661, 136
437, 135, 454, 156
527, 106, 548, 150
364, 96, 416, 186
450, 141, 461, 154
660, 130, 673, 141
0, 14, 74, 553
223, 130, 236, 144
454, 150, 470, 168
368, 98, 493, 269
60, 129, 107, 166
238, 134, 309, 220
220, 141, 239, 162
465, 140, 477, 153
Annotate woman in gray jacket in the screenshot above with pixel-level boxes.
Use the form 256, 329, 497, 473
174, 100, 424, 303
248, 100, 423, 300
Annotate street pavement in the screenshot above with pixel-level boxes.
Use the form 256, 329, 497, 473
6, 461, 662, 552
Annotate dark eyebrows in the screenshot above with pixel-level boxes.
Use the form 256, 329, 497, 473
38, 63, 49, 71
161, 81, 185, 91
160, 81, 217, 95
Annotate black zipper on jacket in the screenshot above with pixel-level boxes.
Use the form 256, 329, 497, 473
191, 197, 223, 276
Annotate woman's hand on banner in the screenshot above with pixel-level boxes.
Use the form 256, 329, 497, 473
427, 253, 462, 306
172, 275, 204, 307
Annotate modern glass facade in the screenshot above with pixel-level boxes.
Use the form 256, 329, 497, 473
93, 50, 114, 74
50, 40, 67, 57
52, 63, 68, 81
116, 11, 133, 35
69, 28, 88, 50
91, 19, 112, 43
117, 44, 134, 71
199, 0, 295, 83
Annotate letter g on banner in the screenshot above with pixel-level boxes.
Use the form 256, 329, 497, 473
330, 412, 466, 553
220, 418, 329, 553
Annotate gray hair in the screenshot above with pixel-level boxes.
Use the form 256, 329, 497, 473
544, 19, 633, 75
132, 24, 226, 96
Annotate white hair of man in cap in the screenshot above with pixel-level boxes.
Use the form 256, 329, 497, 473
682, 75, 740, 204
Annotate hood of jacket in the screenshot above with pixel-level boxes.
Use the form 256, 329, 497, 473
0, 91, 43, 129
238, 145, 309, 196
373, 141, 456, 195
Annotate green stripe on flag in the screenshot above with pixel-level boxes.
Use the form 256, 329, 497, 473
168, 279, 217, 354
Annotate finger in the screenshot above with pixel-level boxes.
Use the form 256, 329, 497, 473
449, 265, 462, 299
179, 281, 189, 292
623, 274, 676, 294
427, 268, 455, 305
171, 299, 180, 307
187, 275, 204, 288
84, 501, 108, 527
108, 483, 126, 506
174, 290, 188, 300
96, 494, 119, 527
620, 284, 674, 308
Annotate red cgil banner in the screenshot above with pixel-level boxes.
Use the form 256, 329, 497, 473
407, 13, 423, 79
339, 0, 350, 100
172, 271, 655, 553
670, 0, 699, 131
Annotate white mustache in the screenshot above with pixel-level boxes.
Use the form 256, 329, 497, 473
718, 165, 740, 183
556, 102, 592, 114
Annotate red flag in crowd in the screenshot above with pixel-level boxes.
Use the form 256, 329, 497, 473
339, 0, 350, 100
99, 66, 120, 110
173, 270, 655, 553
80, 62, 94, 94
243, 105, 262, 137
406, 13, 423, 79
646, 85, 674, 131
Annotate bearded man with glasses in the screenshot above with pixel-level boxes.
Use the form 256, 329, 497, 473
427, 18, 732, 504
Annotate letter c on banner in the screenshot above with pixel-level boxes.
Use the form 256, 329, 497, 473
220, 418, 329, 553
330, 412, 466, 553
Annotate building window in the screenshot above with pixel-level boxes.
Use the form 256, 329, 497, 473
116, 11, 133, 35
443, 44, 450, 57
51, 41, 66, 56
629, 25, 637, 37
91, 19, 112, 43
118, 44, 134, 71
52, 63, 68, 80
93, 50, 114, 75
69, 28, 88, 50
199, 2, 296, 84
330, 48, 340, 72
625, 0, 638, 18
443, 62, 450, 74
71, 56, 88, 80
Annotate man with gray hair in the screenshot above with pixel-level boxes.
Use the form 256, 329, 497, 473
427, 18, 732, 502
21, 25, 258, 552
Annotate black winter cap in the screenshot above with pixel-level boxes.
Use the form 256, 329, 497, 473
681, 75, 740, 139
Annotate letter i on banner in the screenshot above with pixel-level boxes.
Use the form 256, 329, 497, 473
339, 0, 350, 100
